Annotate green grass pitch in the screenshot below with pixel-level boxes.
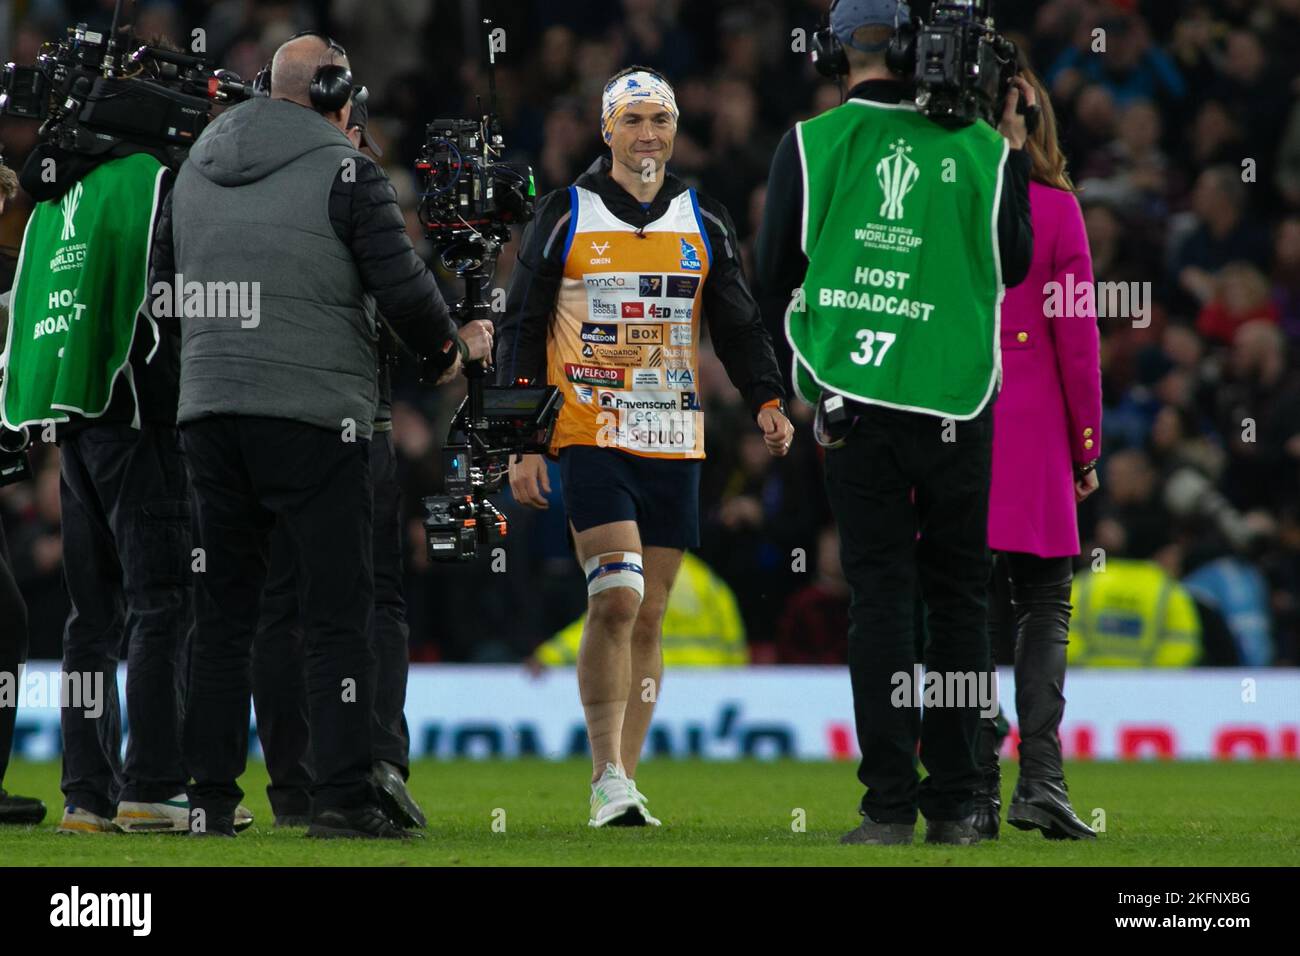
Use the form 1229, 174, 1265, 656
1, 759, 1296, 866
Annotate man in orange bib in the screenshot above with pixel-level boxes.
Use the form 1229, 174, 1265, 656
496, 66, 792, 826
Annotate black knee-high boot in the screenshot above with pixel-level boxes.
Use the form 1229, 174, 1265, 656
1005, 554, 1095, 840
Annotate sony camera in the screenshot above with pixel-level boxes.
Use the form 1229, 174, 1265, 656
908, 1, 1020, 126
415, 117, 535, 257
0, 16, 252, 161
812, 0, 1020, 128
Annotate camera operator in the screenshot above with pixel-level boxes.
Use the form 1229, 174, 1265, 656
250, 98, 426, 831
755, 0, 1035, 845
0, 85, 204, 835
0, 160, 46, 826
151, 33, 491, 838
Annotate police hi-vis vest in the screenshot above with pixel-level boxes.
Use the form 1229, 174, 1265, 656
547, 184, 711, 459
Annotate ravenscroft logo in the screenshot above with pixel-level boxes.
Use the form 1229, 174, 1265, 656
876, 138, 919, 221
59, 182, 83, 241
564, 363, 625, 387
600, 391, 679, 411
49, 886, 151, 936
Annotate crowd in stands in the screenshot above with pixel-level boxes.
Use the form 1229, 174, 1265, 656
2, 0, 1297, 666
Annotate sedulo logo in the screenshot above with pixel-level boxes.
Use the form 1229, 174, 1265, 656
50, 886, 152, 936
59, 182, 83, 241
876, 139, 918, 221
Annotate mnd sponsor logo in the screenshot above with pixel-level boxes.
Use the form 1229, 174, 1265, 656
50, 886, 151, 936
149, 273, 261, 329
0, 666, 103, 718
890, 665, 999, 718
1044, 274, 1152, 328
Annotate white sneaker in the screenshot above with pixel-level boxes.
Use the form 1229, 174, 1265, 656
57, 806, 123, 834
114, 793, 190, 833
626, 778, 661, 826
589, 763, 660, 828
115, 793, 255, 833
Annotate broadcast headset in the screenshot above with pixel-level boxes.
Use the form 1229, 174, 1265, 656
811, 0, 917, 79
252, 30, 366, 114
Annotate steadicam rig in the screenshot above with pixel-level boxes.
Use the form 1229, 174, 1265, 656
416, 17, 560, 563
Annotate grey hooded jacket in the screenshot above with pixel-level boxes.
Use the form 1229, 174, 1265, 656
163, 96, 456, 439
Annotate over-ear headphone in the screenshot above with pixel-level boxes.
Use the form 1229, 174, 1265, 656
811, 0, 917, 80
885, 16, 917, 77
810, 0, 848, 78
251, 31, 356, 114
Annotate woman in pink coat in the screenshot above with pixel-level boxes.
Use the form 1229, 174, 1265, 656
974, 68, 1102, 842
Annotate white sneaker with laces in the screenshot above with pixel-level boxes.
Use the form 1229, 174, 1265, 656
114, 793, 190, 833
115, 793, 255, 833
626, 777, 662, 827
588, 763, 658, 828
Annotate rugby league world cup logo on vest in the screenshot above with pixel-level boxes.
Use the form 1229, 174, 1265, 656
877, 139, 918, 221
60, 181, 84, 241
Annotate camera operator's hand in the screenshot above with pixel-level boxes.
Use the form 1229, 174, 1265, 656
758, 405, 794, 457
509, 453, 551, 509
458, 319, 495, 363
998, 76, 1037, 151
433, 349, 463, 386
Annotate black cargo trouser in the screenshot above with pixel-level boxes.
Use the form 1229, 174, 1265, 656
180, 416, 375, 819
59, 424, 192, 817
252, 428, 411, 818
823, 401, 994, 824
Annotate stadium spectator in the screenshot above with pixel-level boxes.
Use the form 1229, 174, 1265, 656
771, 525, 849, 665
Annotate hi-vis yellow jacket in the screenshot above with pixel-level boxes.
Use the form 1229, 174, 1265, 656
1067, 558, 1202, 667
536, 552, 747, 666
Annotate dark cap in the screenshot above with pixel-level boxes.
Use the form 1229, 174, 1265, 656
347, 94, 383, 158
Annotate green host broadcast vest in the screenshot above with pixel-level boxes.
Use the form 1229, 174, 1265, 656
1, 152, 166, 430
787, 99, 1009, 419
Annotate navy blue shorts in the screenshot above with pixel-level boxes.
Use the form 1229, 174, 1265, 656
558, 445, 702, 550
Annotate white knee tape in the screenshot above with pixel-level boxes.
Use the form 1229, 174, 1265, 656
584, 552, 645, 600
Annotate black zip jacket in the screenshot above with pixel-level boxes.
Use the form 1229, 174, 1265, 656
755, 79, 1034, 320
494, 155, 786, 417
